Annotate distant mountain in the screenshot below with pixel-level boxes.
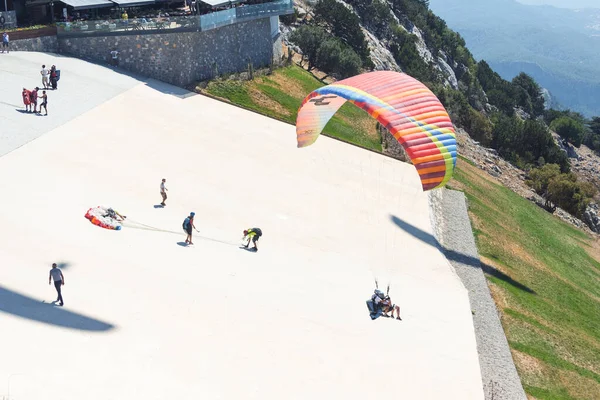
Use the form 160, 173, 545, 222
429, 0, 600, 117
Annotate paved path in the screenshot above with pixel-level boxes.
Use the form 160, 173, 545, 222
0, 53, 484, 400
0, 51, 139, 156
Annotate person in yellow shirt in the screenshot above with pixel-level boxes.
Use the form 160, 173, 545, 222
121, 10, 128, 20
242, 228, 262, 251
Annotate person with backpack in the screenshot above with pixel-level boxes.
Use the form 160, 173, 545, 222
183, 212, 198, 245
242, 228, 262, 251
50, 65, 58, 90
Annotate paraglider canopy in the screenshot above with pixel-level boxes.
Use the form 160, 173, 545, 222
295, 71, 457, 191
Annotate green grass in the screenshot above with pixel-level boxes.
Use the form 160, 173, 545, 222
202, 65, 382, 152
453, 162, 600, 399
200, 65, 600, 399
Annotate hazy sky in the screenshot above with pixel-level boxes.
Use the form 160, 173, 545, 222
516, 0, 600, 8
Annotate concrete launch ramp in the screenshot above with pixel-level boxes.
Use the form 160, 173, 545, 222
0, 53, 483, 399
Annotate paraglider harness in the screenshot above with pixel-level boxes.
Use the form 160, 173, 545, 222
367, 281, 391, 320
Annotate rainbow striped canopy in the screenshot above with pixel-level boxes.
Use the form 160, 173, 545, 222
295, 71, 457, 191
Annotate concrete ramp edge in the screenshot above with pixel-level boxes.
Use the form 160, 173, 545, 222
429, 188, 527, 400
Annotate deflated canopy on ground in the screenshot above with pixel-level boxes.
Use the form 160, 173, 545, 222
295, 71, 457, 190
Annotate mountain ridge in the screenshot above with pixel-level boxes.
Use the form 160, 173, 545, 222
428, 0, 600, 116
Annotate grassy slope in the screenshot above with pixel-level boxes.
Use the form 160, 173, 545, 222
450, 162, 600, 400
201, 65, 381, 151
200, 66, 600, 400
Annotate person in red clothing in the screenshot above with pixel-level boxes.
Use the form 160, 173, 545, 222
30, 87, 39, 113
22, 88, 31, 112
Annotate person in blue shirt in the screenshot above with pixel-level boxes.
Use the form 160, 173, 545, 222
183, 212, 199, 245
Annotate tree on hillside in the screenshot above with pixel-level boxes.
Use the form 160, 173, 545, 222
362, 0, 393, 37
527, 163, 561, 211
544, 109, 586, 126
512, 73, 545, 118
547, 174, 596, 217
289, 25, 326, 71
590, 117, 600, 135
289, 25, 361, 79
390, 26, 439, 84
491, 115, 569, 171
586, 117, 600, 152
551, 117, 585, 147
313, 0, 370, 64
527, 164, 595, 216
316, 37, 362, 78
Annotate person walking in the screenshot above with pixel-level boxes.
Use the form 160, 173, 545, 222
40, 64, 50, 89
182, 212, 199, 245
48, 263, 65, 306
160, 178, 168, 206
39, 90, 48, 116
1, 32, 8, 54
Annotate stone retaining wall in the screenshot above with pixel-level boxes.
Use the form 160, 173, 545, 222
58, 17, 278, 87
6, 35, 58, 52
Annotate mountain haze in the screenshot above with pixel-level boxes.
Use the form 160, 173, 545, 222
429, 0, 600, 116
517, 0, 600, 8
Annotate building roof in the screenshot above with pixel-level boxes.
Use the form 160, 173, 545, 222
60, 0, 114, 10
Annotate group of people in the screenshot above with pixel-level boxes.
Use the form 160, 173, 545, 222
21, 87, 48, 115
158, 178, 262, 250
41, 64, 60, 90
20, 64, 59, 115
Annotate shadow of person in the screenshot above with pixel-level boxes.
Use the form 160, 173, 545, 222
239, 246, 257, 253
1, 286, 114, 331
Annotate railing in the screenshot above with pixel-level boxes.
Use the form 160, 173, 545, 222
56, 16, 198, 36
56, 0, 293, 37
234, 0, 292, 22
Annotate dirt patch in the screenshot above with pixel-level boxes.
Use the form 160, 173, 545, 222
247, 86, 291, 117
488, 280, 510, 311
559, 369, 600, 400
268, 71, 308, 100
512, 349, 546, 377
584, 236, 600, 265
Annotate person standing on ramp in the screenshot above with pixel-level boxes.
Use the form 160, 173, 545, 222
49, 263, 65, 306
160, 178, 168, 206
183, 212, 198, 245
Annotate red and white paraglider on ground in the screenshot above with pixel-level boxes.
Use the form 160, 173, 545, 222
85, 206, 123, 230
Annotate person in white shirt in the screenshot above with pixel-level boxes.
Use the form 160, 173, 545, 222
40, 65, 50, 89
110, 49, 119, 67
48, 263, 65, 306
1, 32, 9, 54
160, 178, 168, 206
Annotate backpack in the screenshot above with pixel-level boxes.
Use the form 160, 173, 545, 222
182, 217, 190, 229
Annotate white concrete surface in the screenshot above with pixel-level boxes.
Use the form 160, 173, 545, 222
0, 52, 483, 400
